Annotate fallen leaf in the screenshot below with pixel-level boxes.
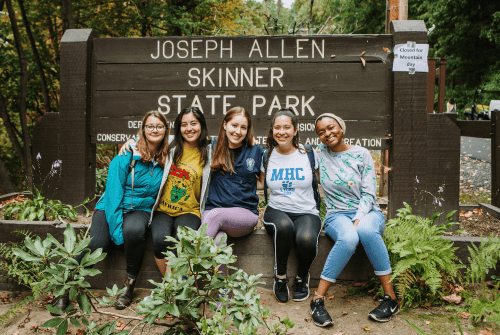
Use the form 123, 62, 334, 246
362, 326, 371, 331
77, 330, 85, 335
347, 299, 352, 303
383, 47, 390, 52
278, 303, 285, 306
11, 332, 20, 335
487, 328, 493, 331
454, 285, 464, 292
459, 210, 467, 216
275, 314, 282, 318
261, 300, 267, 305
332, 333, 344, 335
304, 318, 310, 323
354, 283, 366, 287
460, 312, 471, 319
361, 51, 366, 56
478, 331, 494, 335
326, 295, 335, 300
165, 315, 173, 319
425, 321, 431, 325
342, 311, 348, 316
473, 208, 483, 214
442, 293, 462, 304
392, 325, 396, 328
360, 57, 366, 67
0, 294, 10, 303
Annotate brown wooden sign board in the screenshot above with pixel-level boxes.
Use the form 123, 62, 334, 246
92, 35, 392, 149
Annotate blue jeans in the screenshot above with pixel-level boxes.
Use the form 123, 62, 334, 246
320, 210, 391, 283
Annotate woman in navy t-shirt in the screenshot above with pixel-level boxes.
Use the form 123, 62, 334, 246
202, 107, 263, 249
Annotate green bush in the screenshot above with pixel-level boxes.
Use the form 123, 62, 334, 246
4, 185, 90, 222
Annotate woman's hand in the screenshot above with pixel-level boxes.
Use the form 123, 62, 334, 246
257, 171, 266, 190
119, 139, 135, 155
353, 220, 360, 229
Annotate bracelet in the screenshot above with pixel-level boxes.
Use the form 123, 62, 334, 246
314, 292, 325, 299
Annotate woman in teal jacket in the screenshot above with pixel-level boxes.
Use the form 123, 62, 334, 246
50, 110, 171, 314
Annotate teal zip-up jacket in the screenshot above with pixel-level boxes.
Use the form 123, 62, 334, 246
95, 143, 164, 245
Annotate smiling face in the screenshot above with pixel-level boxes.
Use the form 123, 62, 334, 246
272, 115, 298, 149
180, 112, 201, 148
144, 116, 166, 146
224, 114, 248, 148
316, 117, 344, 150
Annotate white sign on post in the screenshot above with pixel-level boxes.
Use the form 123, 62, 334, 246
392, 42, 429, 74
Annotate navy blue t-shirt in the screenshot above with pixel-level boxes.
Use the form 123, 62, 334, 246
205, 143, 263, 215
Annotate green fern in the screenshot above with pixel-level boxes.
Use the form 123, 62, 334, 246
384, 203, 463, 309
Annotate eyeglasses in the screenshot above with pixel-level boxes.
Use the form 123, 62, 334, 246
145, 124, 166, 132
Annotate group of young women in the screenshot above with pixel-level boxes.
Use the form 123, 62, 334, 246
52, 105, 399, 327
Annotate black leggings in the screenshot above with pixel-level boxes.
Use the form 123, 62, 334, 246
263, 206, 322, 279
150, 211, 201, 258
76, 209, 152, 279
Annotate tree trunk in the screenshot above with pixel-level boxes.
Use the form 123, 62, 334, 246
61, 0, 75, 33
5, 0, 33, 192
46, 14, 60, 63
0, 156, 15, 194
0, 2, 4, 11
17, 0, 51, 114
308, 0, 314, 34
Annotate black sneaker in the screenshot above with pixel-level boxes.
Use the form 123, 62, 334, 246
368, 295, 400, 322
273, 275, 289, 303
292, 274, 310, 301
310, 298, 333, 327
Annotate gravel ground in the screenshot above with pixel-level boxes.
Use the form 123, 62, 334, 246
460, 154, 491, 192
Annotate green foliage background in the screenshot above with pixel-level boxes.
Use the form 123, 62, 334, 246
1, 0, 500, 191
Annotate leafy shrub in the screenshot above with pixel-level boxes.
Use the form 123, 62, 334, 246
383, 203, 463, 309
7, 223, 294, 334
95, 167, 108, 195
138, 224, 295, 334
3, 185, 90, 222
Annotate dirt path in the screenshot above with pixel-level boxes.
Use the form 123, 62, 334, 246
2, 285, 499, 335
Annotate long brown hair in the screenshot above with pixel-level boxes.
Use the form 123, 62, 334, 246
265, 108, 304, 169
136, 110, 170, 167
211, 107, 254, 173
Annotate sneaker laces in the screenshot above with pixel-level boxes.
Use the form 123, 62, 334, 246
276, 277, 289, 291
375, 297, 392, 311
313, 299, 329, 315
295, 278, 308, 293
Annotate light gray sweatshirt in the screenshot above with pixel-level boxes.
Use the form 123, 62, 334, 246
315, 144, 380, 221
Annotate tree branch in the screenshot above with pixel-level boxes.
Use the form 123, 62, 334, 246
0, 90, 24, 162
17, 0, 51, 114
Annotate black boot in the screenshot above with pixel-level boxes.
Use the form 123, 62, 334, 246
50, 295, 69, 316
116, 278, 136, 310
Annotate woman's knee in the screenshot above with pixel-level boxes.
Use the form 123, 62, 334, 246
123, 224, 147, 242
336, 233, 359, 254
356, 224, 380, 242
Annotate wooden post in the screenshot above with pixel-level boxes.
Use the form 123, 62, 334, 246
398, 0, 408, 20
58, 29, 97, 208
389, 21, 428, 218
389, 0, 399, 22
438, 59, 447, 113
492, 110, 500, 207
385, 0, 390, 34
427, 58, 437, 113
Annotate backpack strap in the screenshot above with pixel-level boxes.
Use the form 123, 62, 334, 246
304, 145, 321, 211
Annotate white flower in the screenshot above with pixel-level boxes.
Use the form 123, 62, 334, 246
36, 152, 41, 160
51, 160, 62, 169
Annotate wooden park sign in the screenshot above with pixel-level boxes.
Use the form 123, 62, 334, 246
33, 21, 460, 221
91, 35, 391, 148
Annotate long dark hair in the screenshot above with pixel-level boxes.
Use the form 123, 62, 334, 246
211, 107, 254, 173
171, 106, 209, 166
265, 108, 305, 169
136, 110, 170, 167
